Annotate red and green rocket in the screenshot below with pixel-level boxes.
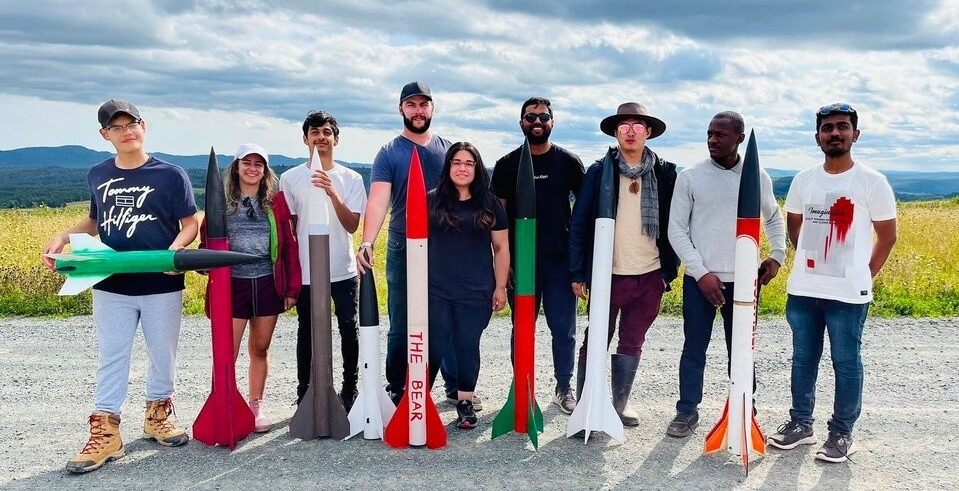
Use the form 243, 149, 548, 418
492, 139, 544, 448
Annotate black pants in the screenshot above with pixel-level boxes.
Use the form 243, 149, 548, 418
295, 277, 359, 400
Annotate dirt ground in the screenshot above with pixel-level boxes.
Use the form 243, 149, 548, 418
1, 314, 956, 490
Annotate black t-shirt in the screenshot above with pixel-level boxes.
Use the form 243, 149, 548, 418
427, 195, 507, 305
86, 156, 197, 295
490, 144, 585, 261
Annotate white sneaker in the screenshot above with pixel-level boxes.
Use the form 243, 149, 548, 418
250, 399, 272, 433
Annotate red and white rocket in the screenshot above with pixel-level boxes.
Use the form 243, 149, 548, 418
703, 130, 767, 474
383, 148, 446, 449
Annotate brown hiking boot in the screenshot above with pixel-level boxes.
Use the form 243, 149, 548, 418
143, 398, 189, 447
65, 412, 124, 474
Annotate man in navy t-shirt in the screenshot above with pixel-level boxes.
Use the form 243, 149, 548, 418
491, 96, 585, 415
42, 100, 198, 474
355, 82, 467, 406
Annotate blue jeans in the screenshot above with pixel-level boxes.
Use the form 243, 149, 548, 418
786, 294, 868, 435
507, 257, 578, 391
677, 275, 734, 414
384, 239, 455, 394
427, 298, 491, 393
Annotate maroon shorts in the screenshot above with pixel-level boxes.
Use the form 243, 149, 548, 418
231, 275, 285, 319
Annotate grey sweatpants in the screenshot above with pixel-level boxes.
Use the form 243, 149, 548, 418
91, 290, 183, 415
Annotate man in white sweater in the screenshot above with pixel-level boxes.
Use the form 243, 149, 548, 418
665, 111, 786, 438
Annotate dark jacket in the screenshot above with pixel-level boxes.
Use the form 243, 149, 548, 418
568, 146, 679, 289
200, 190, 301, 316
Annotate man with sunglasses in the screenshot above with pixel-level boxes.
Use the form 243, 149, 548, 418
42, 99, 198, 473
491, 97, 586, 414
665, 111, 786, 438
768, 103, 897, 463
568, 102, 678, 426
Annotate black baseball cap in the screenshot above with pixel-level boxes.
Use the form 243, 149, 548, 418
400, 81, 432, 103
98, 100, 141, 128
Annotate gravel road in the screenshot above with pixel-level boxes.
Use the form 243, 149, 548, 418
1, 314, 956, 490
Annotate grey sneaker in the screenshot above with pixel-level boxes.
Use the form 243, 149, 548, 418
767, 420, 816, 450
666, 411, 699, 438
446, 393, 483, 412
815, 431, 857, 463
553, 387, 576, 415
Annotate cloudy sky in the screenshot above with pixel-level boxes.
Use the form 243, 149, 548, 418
2, 1, 958, 171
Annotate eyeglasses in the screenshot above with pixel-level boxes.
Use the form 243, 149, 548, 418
105, 120, 141, 134
618, 122, 646, 134
523, 113, 552, 123
451, 159, 476, 168
818, 103, 856, 116
242, 197, 256, 219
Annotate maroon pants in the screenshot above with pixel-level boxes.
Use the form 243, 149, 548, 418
578, 270, 666, 358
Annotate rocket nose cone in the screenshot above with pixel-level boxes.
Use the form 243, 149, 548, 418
515, 139, 536, 219
204, 147, 228, 238
737, 130, 761, 219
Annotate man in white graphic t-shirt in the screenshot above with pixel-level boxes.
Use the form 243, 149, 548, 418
767, 103, 897, 464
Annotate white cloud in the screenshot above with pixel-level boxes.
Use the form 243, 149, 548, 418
1, 0, 957, 173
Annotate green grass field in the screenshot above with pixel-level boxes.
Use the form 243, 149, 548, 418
2, 198, 957, 318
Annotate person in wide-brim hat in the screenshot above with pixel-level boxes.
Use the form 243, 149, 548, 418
600, 102, 667, 139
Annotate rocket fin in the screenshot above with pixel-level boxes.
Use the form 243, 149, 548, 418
57, 274, 110, 295
328, 384, 351, 440
378, 387, 397, 423
191, 394, 220, 446
424, 394, 447, 449
566, 377, 624, 444
288, 386, 317, 440
68, 233, 113, 253
491, 383, 516, 440
704, 399, 730, 454
383, 393, 410, 448
740, 404, 750, 475
346, 391, 370, 440
750, 414, 767, 455
525, 379, 543, 450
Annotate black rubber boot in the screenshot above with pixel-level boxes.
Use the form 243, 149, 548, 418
576, 354, 587, 401
611, 354, 640, 426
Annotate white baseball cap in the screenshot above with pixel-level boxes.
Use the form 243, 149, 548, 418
235, 143, 269, 165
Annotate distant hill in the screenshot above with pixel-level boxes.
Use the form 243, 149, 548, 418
0, 146, 371, 209
0, 146, 956, 208
0, 145, 369, 170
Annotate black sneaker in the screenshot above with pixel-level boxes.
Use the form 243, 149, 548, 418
815, 431, 857, 463
446, 392, 483, 412
666, 411, 699, 438
456, 400, 478, 429
553, 387, 576, 415
339, 387, 358, 412
767, 420, 816, 450
389, 390, 404, 407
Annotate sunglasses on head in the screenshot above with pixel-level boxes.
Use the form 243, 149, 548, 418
523, 112, 552, 123
242, 196, 256, 219
818, 103, 856, 115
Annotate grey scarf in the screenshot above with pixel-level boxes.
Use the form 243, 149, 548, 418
616, 147, 659, 238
